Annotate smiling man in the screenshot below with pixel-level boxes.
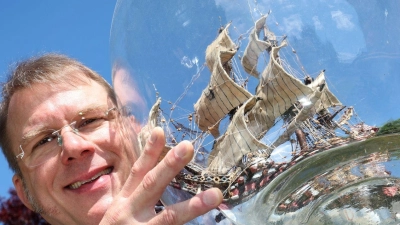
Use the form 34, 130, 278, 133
0, 54, 222, 224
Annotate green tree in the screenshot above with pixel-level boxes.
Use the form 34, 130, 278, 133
377, 118, 400, 136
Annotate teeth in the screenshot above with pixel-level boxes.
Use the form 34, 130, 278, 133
69, 167, 112, 190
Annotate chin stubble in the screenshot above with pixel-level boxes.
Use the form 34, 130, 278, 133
22, 178, 46, 214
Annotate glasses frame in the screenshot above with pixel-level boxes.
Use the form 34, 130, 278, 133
15, 106, 118, 167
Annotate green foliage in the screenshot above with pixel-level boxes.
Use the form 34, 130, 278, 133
377, 118, 400, 136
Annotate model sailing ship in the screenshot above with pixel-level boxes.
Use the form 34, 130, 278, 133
138, 14, 378, 206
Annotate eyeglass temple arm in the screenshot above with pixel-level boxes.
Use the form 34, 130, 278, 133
16, 146, 25, 159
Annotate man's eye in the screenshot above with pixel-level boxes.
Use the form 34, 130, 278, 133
34, 135, 55, 149
81, 118, 98, 126
79, 117, 105, 128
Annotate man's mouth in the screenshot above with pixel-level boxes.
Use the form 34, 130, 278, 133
68, 167, 113, 190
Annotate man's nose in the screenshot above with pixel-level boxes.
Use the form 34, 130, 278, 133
59, 129, 95, 164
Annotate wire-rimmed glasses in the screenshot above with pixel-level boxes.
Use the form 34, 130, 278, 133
16, 106, 118, 167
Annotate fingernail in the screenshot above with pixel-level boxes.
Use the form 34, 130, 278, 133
174, 145, 187, 159
150, 128, 158, 144
202, 189, 220, 206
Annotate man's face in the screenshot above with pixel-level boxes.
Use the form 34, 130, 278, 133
8, 77, 137, 224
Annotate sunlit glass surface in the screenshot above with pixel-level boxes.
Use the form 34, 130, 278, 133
110, 1, 400, 224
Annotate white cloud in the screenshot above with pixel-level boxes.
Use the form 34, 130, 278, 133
283, 14, 303, 38
312, 16, 323, 30
337, 52, 357, 63
181, 56, 193, 68
182, 20, 191, 27
331, 10, 354, 30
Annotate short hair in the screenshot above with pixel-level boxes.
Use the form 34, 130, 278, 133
0, 53, 117, 175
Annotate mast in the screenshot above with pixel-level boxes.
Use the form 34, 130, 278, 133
295, 129, 308, 151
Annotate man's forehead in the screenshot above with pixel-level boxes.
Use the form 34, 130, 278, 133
10, 82, 109, 117
6, 81, 111, 148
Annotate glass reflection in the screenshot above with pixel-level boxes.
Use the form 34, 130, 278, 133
110, 0, 400, 224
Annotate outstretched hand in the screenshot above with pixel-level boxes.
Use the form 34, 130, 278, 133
100, 127, 223, 224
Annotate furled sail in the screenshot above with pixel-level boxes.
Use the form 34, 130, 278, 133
207, 97, 272, 174
241, 14, 276, 78
194, 24, 253, 138
137, 98, 171, 162
246, 40, 314, 137
337, 107, 354, 126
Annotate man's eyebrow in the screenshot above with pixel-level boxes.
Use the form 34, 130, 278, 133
76, 104, 109, 116
20, 126, 53, 146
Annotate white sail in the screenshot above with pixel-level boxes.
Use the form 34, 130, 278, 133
208, 97, 272, 174
142, 14, 380, 203
272, 71, 344, 147
309, 71, 342, 112
241, 14, 276, 78
246, 40, 314, 137
272, 72, 326, 147
194, 24, 253, 138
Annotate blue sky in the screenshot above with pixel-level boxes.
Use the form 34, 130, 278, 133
0, 1, 116, 198
1, 0, 399, 201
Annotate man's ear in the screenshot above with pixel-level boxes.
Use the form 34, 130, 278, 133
12, 174, 34, 211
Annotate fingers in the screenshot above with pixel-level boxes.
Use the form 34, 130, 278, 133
136, 127, 166, 176
132, 140, 194, 207
120, 127, 165, 197
102, 126, 222, 224
151, 188, 223, 225
121, 125, 196, 211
